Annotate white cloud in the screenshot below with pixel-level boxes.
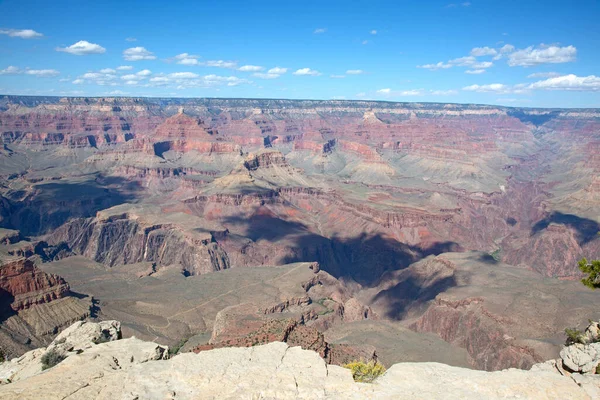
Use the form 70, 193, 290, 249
500, 44, 515, 53
238, 65, 263, 72
470, 47, 497, 57
330, 75, 345, 78
463, 83, 513, 93
361, 40, 369, 45
399, 89, 424, 96
57, 40, 106, 55
137, 69, 152, 77
370, 30, 377, 35
346, 69, 364, 75
527, 74, 600, 91
72, 79, 84, 84
125, 37, 137, 42
293, 68, 321, 76
355, 92, 367, 98
25, 69, 59, 77
465, 69, 486, 74
0, 66, 21, 75
168, 72, 199, 79
116, 65, 133, 71
314, 28, 326, 34
107, 90, 128, 95
420, 55, 493, 71
508, 45, 576, 67
377, 88, 391, 94
527, 72, 561, 79
418, 61, 452, 70
123, 47, 156, 61
203, 60, 237, 68
268, 67, 287, 75
174, 53, 199, 65
99, 68, 116, 74
431, 90, 458, 95
0, 28, 43, 39
253, 73, 278, 79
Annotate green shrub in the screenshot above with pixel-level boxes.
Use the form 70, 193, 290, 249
41, 349, 66, 370
596, 363, 600, 375
343, 360, 386, 383
565, 327, 585, 345
579, 258, 600, 289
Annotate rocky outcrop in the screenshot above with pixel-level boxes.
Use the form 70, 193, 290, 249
0, 320, 588, 399
0, 258, 70, 312
48, 212, 230, 275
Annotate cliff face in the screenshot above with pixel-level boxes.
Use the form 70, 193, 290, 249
0, 258, 70, 312
0, 320, 591, 400
0, 258, 91, 358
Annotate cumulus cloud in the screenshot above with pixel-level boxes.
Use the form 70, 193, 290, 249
25, 69, 59, 77
250, 67, 288, 80
470, 47, 497, 57
418, 61, 452, 70
203, 60, 237, 68
419, 56, 493, 71
527, 72, 561, 79
370, 30, 377, 35
465, 69, 486, 74
377, 88, 391, 94
293, 68, 321, 76
99, 68, 116, 74
238, 65, 263, 72
313, 28, 326, 34
174, 53, 199, 65
123, 47, 156, 61
431, 90, 458, 95
527, 74, 600, 91
117, 65, 133, 71
330, 75, 346, 78
0, 66, 21, 75
125, 37, 137, 42
346, 69, 364, 75
0, 28, 43, 39
57, 40, 106, 55
168, 72, 199, 79
462, 83, 518, 94
508, 45, 576, 67
72, 79, 84, 85
377, 88, 424, 96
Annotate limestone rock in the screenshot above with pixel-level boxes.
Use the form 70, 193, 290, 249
0, 320, 123, 383
0, 332, 588, 399
560, 343, 600, 373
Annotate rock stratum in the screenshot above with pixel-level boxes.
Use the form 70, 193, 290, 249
0, 320, 597, 399
0, 96, 599, 373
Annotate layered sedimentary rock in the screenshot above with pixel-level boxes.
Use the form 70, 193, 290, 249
0, 258, 91, 358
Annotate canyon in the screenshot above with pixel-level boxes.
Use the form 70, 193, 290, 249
0, 96, 599, 372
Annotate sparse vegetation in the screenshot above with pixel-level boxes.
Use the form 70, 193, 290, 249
490, 249, 501, 262
578, 258, 600, 289
596, 364, 600, 375
0, 348, 5, 363
41, 349, 66, 370
565, 328, 585, 345
343, 360, 386, 383
169, 338, 189, 355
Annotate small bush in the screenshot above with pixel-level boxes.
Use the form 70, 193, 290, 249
596, 363, 600, 375
41, 349, 66, 370
343, 360, 386, 383
0, 348, 5, 363
565, 328, 585, 345
579, 258, 600, 289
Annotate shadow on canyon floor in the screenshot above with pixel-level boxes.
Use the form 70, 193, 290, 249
222, 213, 460, 290
531, 211, 600, 245
1, 175, 143, 236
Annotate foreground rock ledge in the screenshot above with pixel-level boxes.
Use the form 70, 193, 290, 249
0, 322, 589, 400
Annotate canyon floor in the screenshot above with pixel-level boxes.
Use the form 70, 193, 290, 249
0, 96, 599, 371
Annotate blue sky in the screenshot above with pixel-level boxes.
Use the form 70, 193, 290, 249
0, 0, 599, 107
